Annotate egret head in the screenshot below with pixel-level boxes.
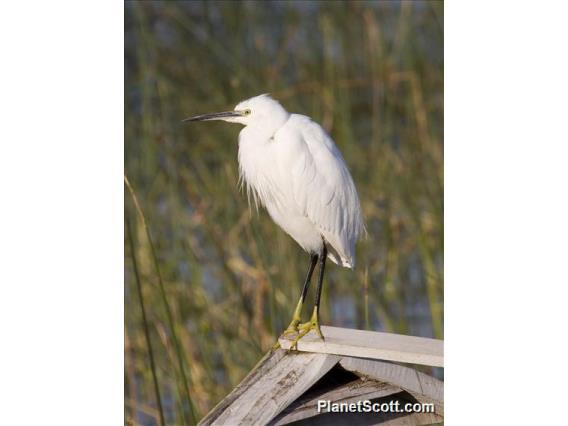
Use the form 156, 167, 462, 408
183, 94, 289, 130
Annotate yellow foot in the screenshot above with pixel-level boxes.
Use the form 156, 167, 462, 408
288, 309, 324, 351
280, 297, 304, 339
282, 319, 300, 336
274, 317, 301, 350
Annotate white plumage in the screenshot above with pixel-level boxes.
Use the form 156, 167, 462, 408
184, 94, 365, 342
236, 95, 364, 268
186, 94, 364, 268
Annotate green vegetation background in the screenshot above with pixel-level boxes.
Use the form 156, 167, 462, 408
125, 1, 443, 424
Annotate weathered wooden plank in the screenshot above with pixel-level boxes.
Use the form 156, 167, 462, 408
339, 357, 444, 416
201, 350, 340, 425
200, 328, 444, 425
199, 349, 286, 425
270, 378, 402, 425
279, 326, 443, 367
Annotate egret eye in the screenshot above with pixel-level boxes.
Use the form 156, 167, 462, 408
244, 109, 251, 116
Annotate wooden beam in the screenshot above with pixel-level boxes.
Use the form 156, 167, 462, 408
278, 326, 443, 367
199, 341, 444, 425
199, 350, 339, 425
340, 357, 444, 416
271, 379, 402, 425
198, 349, 286, 425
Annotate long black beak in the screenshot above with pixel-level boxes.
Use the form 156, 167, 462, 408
182, 110, 244, 122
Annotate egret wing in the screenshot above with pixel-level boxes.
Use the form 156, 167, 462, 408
290, 116, 364, 267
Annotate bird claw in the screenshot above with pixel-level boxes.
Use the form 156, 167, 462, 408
274, 317, 301, 350
281, 319, 300, 336
287, 311, 324, 351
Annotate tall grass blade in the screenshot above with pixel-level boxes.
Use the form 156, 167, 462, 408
125, 175, 198, 424
126, 213, 165, 426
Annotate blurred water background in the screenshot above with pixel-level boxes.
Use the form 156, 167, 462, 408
125, 1, 443, 424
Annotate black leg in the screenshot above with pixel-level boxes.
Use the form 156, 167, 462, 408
314, 244, 327, 312
283, 253, 319, 335
287, 244, 328, 347
300, 253, 319, 303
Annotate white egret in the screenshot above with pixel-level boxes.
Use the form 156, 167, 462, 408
184, 94, 364, 346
